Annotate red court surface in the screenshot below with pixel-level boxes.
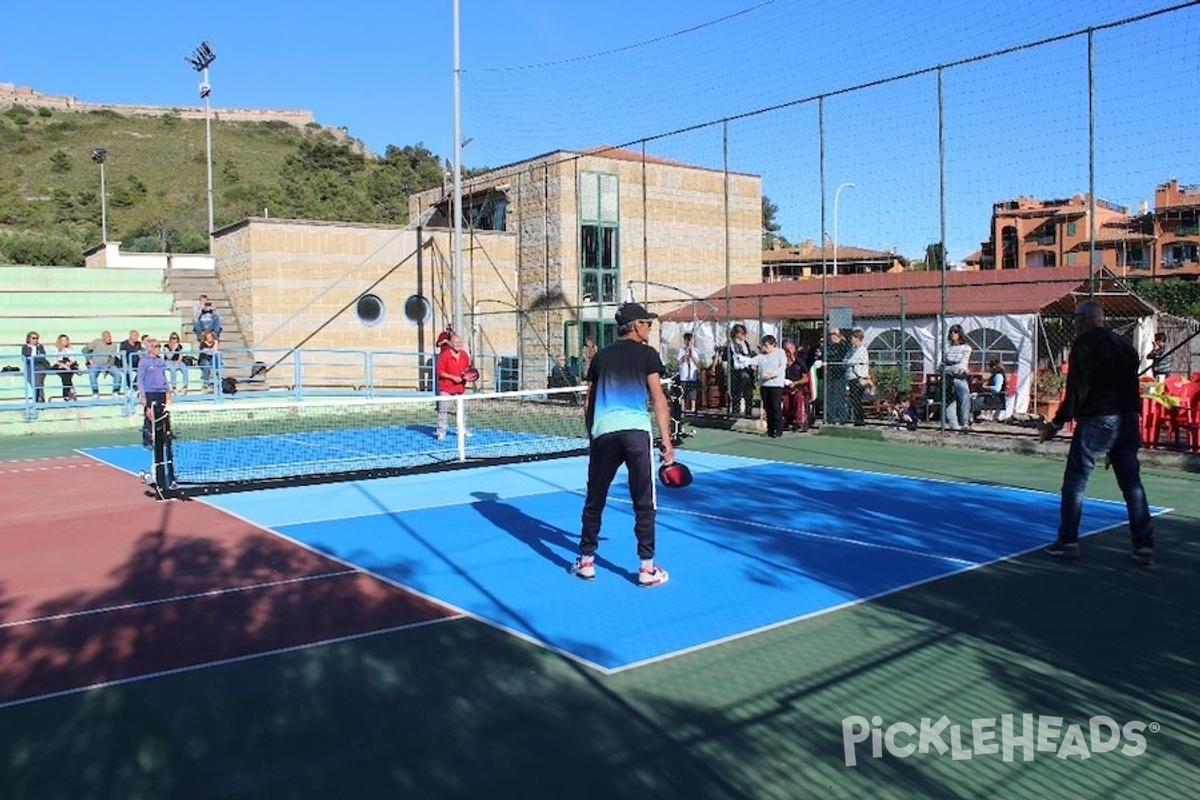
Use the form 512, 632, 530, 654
0, 456, 455, 706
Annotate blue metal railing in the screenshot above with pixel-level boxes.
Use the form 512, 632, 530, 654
0, 348, 521, 420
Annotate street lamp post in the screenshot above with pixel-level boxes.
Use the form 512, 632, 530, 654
91, 148, 108, 242
832, 182, 855, 277
185, 41, 217, 248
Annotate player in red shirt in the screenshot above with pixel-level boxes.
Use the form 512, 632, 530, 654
435, 333, 473, 440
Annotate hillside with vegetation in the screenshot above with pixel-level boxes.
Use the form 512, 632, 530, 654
0, 104, 446, 266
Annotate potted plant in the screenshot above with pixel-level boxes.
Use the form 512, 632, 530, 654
1036, 370, 1068, 419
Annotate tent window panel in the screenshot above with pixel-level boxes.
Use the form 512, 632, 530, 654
867, 330, 924, 378
965, 327, 1019, 372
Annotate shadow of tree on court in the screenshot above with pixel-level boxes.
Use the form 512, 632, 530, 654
1, 459, 1197, 800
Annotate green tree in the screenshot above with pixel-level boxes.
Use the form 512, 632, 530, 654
1130, 278, 1200, 317
924, 242, 947, 271
222, 159, 241, 185
0, 232, 83, 266
50, 149, 72, 173
762, 195, 787, 249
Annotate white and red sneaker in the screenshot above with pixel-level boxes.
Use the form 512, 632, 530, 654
570, 556, 596, 580
638, 563, 670, 587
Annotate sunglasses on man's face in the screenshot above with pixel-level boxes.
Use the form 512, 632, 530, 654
637, 319, 654, 328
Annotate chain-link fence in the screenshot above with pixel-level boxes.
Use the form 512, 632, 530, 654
425, 4, 1198, 397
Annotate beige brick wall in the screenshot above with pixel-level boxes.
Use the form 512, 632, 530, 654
223, 149, 761, 387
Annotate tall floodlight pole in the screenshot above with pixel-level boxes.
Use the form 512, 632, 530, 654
832, 182, 854, 277
185, 40, 217, 248
451, 0, 464, 336
91, 148, 108, 242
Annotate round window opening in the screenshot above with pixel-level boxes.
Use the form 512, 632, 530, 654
404, 294, 432, 325
356, 293, 385, 327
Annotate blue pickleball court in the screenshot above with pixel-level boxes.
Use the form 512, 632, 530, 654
83, 445, 1165, 673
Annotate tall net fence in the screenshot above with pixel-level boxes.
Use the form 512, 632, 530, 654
447, 1, 1199, 400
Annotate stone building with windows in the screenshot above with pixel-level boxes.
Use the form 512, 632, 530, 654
975, 178, 1200, 279
407, 145, 763, 378
195, 145, 762, 390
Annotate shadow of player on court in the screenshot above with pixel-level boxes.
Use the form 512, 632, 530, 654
469, 492, 636, 582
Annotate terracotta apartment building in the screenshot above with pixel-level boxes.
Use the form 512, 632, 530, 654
974, 179, 1200, 279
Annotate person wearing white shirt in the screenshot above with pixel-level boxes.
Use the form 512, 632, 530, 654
846, 329, 872, 426
676, 332, 702, 414
751, 335, 788, 438
942, 324, 973, 431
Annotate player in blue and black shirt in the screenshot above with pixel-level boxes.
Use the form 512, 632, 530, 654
571, 302, 675, 587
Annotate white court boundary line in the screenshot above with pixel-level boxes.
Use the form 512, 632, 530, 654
0, 617, 456, 712
68, 449, 1175, 678
0, 451, 472, 709
0, 569, 358, 630
593, 483, 1174, 674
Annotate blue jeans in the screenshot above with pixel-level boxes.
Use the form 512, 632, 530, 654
166, 361, 188, 390
826, 376, 849, 423
1058, 412, 1154, 549
947, 376, 971, 429
88, 362, 123, 395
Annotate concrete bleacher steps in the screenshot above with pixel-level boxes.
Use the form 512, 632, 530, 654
164, 268, 255, 380
1, 316, 186, 348
1, 265, 165, 292
0, 292, 175, 316
1, 265, 182, 349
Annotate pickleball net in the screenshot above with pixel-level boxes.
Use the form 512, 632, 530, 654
153, 385, 589, 495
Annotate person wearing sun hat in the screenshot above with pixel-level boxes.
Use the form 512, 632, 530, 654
571, 302, 674, 587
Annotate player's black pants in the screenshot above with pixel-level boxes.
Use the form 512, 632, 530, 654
579, 429, 658, 561
142, 391, 167, 447
761, 385, 784, 436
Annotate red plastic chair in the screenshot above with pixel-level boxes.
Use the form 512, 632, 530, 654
1179, 390, 1200, 452
1149, 382, 1198, 449
1162, 382, 1200, 450
1142, 394, 1167, 447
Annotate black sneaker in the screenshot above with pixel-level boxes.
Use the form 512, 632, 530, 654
1044, 540, 1081, 559
1131, 547, 1154, 566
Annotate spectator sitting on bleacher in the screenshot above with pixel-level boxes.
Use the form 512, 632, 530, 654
118, 330, 143, 391
20, 331, 50, 404
198, 330, 220, 390
193, 295, 222, 342
84, 330, 123, 397
163, 332, 188, 393
971, 358, 1008, 421
50, 334, 80, 401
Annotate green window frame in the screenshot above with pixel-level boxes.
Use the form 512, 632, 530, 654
579, 171, 620, 304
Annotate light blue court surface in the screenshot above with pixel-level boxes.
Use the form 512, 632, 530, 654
81, 446, 1168, 672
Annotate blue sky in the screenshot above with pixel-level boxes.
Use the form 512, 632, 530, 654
4, 0, 1198, 259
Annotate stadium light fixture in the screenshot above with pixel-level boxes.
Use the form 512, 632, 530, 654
832, 182, 855, 277
185, 40, 217, 248
91, 148, 108, 242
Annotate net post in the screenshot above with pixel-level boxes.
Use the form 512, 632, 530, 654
151, 400, 171, 500
456, 395, 467, 460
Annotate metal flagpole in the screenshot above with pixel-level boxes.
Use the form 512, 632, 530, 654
452, 0, 464, 336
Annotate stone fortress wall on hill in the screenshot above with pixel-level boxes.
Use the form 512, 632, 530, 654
0, 82, 323, 131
